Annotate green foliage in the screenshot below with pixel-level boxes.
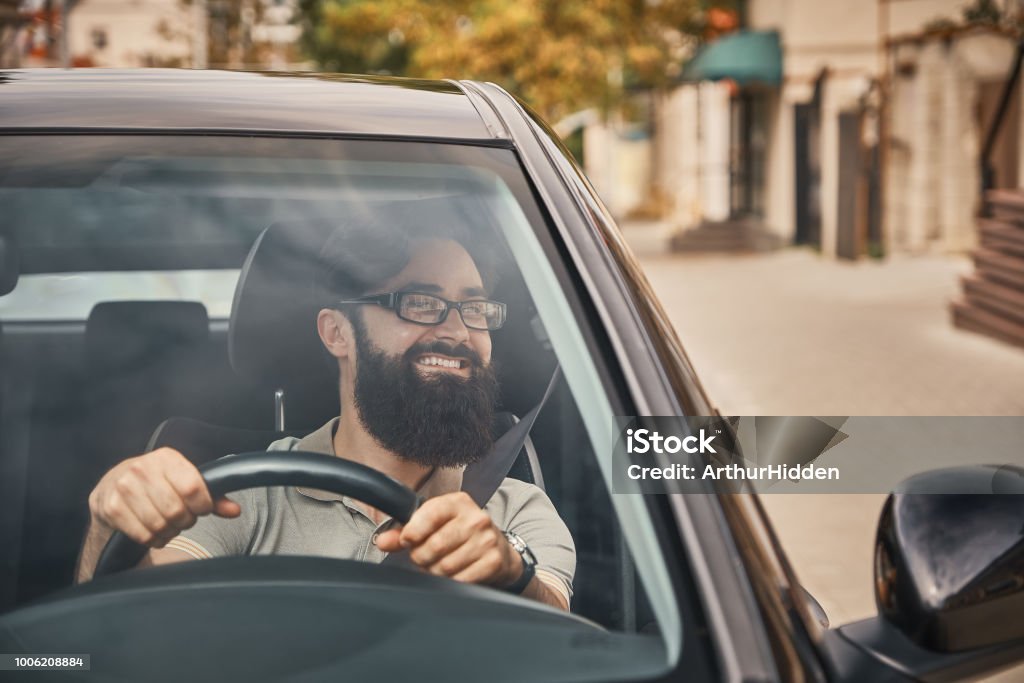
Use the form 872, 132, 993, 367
296, 0, 704, 121
171, 0, 268, 68
963, 0, 1001, 25
297, 0, 412, 74
563, 127, 584, 166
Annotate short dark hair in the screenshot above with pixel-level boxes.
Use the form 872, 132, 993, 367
313, 198, 499, 309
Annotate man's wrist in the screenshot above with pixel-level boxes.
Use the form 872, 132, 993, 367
76, 519, 115, 584
89, 515, 114, 536
501, 531, 536, 594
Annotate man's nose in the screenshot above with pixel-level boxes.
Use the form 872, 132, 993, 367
432, 306, 471, 344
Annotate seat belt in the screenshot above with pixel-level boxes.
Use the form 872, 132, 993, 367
461, 364, 560, 507
380, 365, 560, 567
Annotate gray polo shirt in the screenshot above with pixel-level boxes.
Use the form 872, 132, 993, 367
166, 418, 575, 603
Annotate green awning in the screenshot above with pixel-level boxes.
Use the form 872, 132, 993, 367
681, 30, 782, 86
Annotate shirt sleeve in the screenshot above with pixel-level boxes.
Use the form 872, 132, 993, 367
488, 479, 576, 605
164, 488, 258, 559
163, 437, 301, 559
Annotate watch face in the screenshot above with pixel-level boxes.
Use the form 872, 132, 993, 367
506, 531, 537, 567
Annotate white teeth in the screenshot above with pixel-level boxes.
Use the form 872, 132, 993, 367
419, 356, 462, 369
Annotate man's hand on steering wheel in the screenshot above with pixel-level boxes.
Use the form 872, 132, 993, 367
82, 452, 536, 600
375, 491, 523, 589
88, 448, 241, 549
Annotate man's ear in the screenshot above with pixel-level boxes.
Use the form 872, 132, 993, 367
316, 308, 354, 360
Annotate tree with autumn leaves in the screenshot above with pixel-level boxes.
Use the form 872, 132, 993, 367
297, 0, 732, 122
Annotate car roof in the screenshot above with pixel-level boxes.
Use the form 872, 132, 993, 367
0, 69, 503, 141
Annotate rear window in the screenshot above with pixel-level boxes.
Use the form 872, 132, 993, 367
1, 137, 504, 320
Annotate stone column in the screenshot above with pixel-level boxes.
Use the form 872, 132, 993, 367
906, 42, 944, 252
939, 45, 978, 252
699, 81, 731, 222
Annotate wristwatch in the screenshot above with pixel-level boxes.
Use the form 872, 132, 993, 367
502, 530, 537, 594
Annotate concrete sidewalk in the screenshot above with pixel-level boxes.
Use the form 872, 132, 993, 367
626, 222, 1024, 631
630, 225, 1024, 417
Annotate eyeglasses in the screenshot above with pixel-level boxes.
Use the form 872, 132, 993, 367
337, 292, 507, 331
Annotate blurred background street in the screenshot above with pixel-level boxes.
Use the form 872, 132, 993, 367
624, 220, 1024, 626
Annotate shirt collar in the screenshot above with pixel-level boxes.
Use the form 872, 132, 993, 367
294, 417, 464, 505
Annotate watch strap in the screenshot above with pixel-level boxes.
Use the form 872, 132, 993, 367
504, 552, 536, 594
503, 531, 536, 594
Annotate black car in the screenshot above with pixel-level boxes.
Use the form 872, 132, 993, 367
0, 69, 1021, 682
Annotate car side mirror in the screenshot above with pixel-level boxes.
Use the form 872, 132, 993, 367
874, 465, 1024, 652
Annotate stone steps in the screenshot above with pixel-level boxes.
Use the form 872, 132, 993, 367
973, 248, 1024, 290
670, 218, 784, 254
951, 191, 1024, 349
951, 299, 1024, 348
961, 275, 1024, 326
979, 218, 1024, 258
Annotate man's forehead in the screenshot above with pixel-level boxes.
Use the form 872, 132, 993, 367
381, 239, 486, 296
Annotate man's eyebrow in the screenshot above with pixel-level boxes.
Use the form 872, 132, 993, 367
399, 282, 489, 298
399, 282, 443, 294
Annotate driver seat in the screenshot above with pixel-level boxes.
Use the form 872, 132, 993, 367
150, 217, 543, 489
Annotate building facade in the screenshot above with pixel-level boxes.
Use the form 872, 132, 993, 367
14, 0, 302, 70
590, 0, 1024, 259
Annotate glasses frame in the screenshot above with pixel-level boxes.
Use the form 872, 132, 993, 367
336, 291, 507, 331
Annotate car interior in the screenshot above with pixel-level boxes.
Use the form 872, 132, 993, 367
0, 135, 656, 640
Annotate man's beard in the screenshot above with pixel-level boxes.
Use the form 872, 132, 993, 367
350, 320, 499, 469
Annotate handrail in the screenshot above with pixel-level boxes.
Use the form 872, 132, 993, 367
981, 39, 1024, 195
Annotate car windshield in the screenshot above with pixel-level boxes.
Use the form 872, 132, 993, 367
0, 135, 682, 679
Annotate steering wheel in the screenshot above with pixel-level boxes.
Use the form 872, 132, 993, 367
3, 451, 604, 683
93, 451, 422, 577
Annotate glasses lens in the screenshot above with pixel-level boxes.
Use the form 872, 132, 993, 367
397, 294, 505, 330
399, 294, 447, 323
460, 301, 504, 330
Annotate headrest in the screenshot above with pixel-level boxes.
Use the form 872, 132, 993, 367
0, 229, 18, 296
229, 220, 336, 390
86, 301, 209, 373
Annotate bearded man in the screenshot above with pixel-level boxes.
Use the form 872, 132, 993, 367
76, 211, 576, 610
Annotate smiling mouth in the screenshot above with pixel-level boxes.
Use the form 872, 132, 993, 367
416, 354, 467, 371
